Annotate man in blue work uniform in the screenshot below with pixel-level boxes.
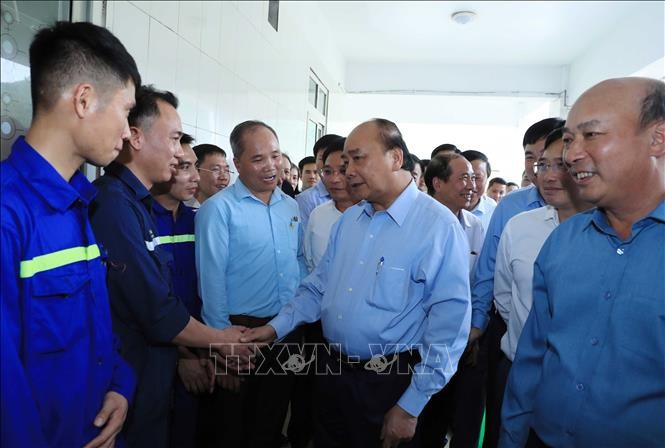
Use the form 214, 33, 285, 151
244, 119, 472, 448
151, 133, 209, 447
90, 86, 253, 447
1, 22, 140, 447
501, 78, 665, 447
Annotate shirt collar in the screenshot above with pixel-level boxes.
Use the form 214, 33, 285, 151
590, 200, 665, 235
105, 162, 151, 202
525, 184, 546, 208
359, 181, 419, 227
458, 209, 471, 228
542, 205, 559, 225
315, 180, 330, 198
9, 136, 97, 211
233, 178, 285, 205
472, 195, 495, 214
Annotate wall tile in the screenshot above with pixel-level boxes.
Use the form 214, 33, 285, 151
146, 19, 178, 92
175, 38, 200, 127
200, 1, 221, 60
197, 53, 219, 131
178, 1, 202, 47
112, 2, 150, 76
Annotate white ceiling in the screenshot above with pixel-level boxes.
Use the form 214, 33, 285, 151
316, 1, 652, 65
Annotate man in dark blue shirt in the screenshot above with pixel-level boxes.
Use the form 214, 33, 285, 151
152, 133, 209, 447
90, 86, 253, 447
1, 22, 140, 447
501, 77, 665, 447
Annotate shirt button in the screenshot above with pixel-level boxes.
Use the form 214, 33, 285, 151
566, 430, 574, 436
279, 273, 283, 277
590, 338, 599, 346
97, 358, 103, 366
605, 291, 612, 300
369, 234, 374, 239
337, 314, 342, 319
576, 383, 584, 391
277, 250, 281, 254
616, 248, 624, 255
359, 261, 364, 265
348, 288, 353, 292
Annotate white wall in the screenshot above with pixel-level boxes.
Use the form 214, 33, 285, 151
328, 93, 560, 184
104, 0, 345, 164
566, 1, 664, 105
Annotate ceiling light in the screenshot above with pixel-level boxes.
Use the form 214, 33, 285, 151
451, 10, 477, 25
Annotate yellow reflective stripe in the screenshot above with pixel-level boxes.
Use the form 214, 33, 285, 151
19, 244, 100, 278
157, 234, 195, 245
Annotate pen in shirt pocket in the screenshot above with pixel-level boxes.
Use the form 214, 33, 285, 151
376, 256, 385, 275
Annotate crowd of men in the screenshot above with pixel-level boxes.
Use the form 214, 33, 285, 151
1, 21, 664, 448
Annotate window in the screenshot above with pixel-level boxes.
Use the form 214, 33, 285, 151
306, 70, 328, 152
268, 0, 279, 32
1, 1, 71, 160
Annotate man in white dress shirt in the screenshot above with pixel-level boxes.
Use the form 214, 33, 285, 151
303, 137, 354, 271
492, 127, 591, 434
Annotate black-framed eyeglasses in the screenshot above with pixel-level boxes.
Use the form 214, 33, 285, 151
533, 160, 566, 175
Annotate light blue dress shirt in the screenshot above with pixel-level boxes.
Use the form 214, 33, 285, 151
295, 181, 331, 231
470, 194, 497, 234
500, 202, 665, 448
195, 179, 306, 329
471, 185, 544, 330
270, 183, 471, 417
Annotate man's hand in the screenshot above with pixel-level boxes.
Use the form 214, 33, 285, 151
239, 325, 277, 344
178, 358, 212, 395
380, 405, 417, 448
83, 391, 129, 448
217, 372, 242, 393
211, 325, 255, 371
468, 326, 483, 346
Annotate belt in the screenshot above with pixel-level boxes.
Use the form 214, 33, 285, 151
328, 346, 421, 373
229, 314, 274, 329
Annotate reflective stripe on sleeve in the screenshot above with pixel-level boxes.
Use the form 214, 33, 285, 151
19, 244, 101, 278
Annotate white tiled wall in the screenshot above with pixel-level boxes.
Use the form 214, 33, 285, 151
104, 0, 345, 162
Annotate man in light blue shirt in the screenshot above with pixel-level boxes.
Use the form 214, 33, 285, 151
195, 120, 306, 447
295, 134, 342, 230
501, 77, 665, 448
471, 117, 565, 448
244, 119, 471, 448
462, 150, 497, 233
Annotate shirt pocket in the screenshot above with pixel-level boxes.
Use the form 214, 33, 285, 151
368, 266, 410, 312
30, 270, 89, 354
615, 293, 665, 362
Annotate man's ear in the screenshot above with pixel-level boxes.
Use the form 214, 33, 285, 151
432, 176, 443, 194
72, 83, 95, 119
649, 120, 665, 158
390, 147, 403, 172
128, 126, 143, 151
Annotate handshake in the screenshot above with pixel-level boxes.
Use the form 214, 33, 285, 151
207, 324, 279, 371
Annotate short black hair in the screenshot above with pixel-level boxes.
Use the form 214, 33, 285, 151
419, 159, 430, 173
322, 137, 346, 164
543, 127, 564, 151
128, 85, 178, 130
522, 118, 565, 148
489, 177, 507, 187
193, 143, 227, 165
313, 134, 343, 157
299, 156, 317, 172
507, 182, 519, 188
639, 81, 665, 130
424, 153, 462, 195
229, 120, 279, 158
461, 150, 491, 177
370, 118, 414, 172
410, 154, 421, 166
281, 153, 292, 164
29, 21, 140, 116
431, 143, 461, 158
180, 133, 195, 146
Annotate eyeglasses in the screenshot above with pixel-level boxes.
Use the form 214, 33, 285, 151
321, 167, 346, 178
197, 167, 235, 178
534, 160, 567, 175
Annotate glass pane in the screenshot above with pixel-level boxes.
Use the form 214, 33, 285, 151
317, 90, 327, 115
1, 1, 70, 160
308, 77, 317, 107
306, 119, 317, 153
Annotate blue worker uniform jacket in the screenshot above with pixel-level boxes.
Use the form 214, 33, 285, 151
1, 137, 135, 447
89, 162, 191, 445
152, 201, 201, 320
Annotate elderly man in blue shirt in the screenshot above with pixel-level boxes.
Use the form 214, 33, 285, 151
1, 22, 139, 448
501, 77, 665, 447
244, 118, 471, 448
195, 120, 306, 447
